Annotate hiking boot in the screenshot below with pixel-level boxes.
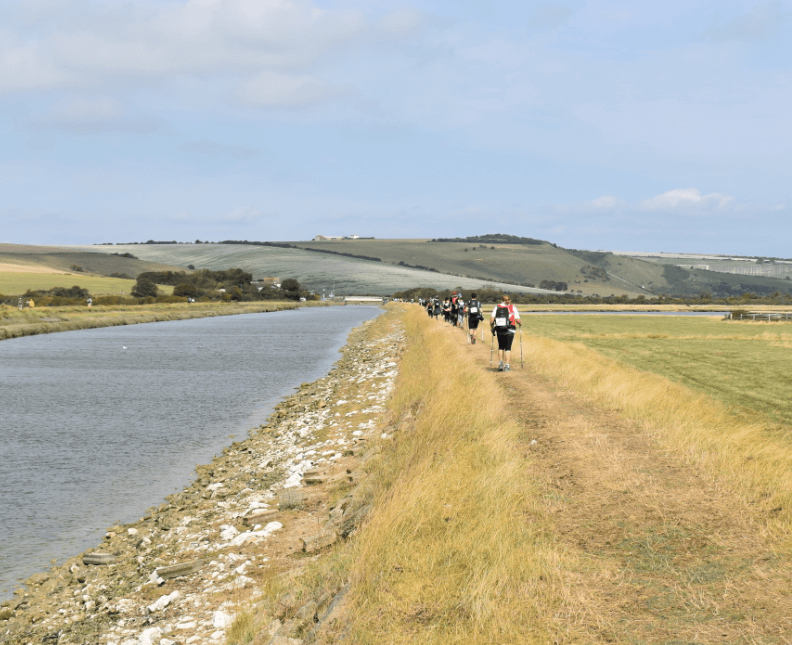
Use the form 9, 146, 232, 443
471, 338, 476, 345
504, 364, 511, 372
498, 361, 504, 371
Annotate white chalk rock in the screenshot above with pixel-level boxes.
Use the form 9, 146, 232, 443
136, 626, 161, 645
212, 610, 235, 629
147, 590, 179, 613
220, 525, 240, 541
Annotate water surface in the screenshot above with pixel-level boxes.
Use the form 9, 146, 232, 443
0, 306, 380, 596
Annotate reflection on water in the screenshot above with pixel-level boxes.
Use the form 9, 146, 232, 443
0, 306, 380, 596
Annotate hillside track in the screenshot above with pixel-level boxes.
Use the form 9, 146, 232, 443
449, 322, 792, 643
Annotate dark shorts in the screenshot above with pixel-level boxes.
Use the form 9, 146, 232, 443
496, 330, 515, 351
468, 317, 480, 329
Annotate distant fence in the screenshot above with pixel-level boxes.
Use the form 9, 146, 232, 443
727, 312, 792, 322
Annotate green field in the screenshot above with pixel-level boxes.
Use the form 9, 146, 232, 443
524, 313, 792, 426
0, 272, 174, 296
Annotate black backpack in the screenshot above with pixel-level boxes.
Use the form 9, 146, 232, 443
467, 299, 483, 320
493, 304, 511, 331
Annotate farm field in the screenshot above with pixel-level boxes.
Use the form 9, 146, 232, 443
0, 243, 186, 279
0, 272, 143, 296
64, 243, 548, 296
523, 313, 792, 427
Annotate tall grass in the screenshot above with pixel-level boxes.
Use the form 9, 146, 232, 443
335, 307, 581, 644
525, 331, 792, 545
525, 314, 792, 425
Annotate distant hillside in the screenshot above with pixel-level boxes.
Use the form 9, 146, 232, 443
63, 243, 551, 296
0, 244, 188, 279
54, 238, 792, 299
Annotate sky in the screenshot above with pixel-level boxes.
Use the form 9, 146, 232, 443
1, 0, 790, 256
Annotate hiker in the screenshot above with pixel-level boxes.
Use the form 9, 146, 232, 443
455, 291, 465, 327
490, 294, 521, 371
466, 292, 483, 344
449, 293, 458, 325
442, 297, 452, 323
433, 298, 442, 319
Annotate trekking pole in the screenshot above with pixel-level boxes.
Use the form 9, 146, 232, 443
490, 327, 494, 364
519, 327, 524, 369
465, 314, 470, 343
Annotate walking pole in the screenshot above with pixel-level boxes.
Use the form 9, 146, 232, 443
465, 314, 470, 343
490, 327, 494, 365
519, 327, 524, 369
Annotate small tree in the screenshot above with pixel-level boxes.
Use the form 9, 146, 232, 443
173, 283, 201, 298
281, 278, 302, 301
132, 277, 159, 298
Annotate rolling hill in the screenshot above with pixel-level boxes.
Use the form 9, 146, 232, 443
30, 236, 792, 298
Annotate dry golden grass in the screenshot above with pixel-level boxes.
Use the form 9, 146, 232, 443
525, 333, 792, 546
330, 307, 582, 644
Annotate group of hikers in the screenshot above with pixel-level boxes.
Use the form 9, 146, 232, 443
419, 291, 522, 372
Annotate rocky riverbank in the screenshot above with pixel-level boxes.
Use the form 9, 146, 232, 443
0, 307, 404, 645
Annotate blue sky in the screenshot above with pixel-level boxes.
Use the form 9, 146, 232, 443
1, 0, 790, 255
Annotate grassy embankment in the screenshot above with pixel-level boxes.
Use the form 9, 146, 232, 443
233, 306, 585, 644
228, 306, 792, 643
0, 301, 315, 341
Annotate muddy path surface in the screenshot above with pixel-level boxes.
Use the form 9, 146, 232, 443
460, 325, 792, 644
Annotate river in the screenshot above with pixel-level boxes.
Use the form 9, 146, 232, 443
0, 306, 381, 597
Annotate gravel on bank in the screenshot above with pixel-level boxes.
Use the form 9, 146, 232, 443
0, 307, 405, 645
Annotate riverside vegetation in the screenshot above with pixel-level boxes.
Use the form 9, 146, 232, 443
4, 305, 792, 643
0, 301, 311, 341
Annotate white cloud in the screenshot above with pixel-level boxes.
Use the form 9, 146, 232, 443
639, 188, 734, 211
0, 0, 396, 103
236, 71, 352, 108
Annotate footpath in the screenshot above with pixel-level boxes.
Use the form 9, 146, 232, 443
0, 308, 404, 645
458, 321, 792, 643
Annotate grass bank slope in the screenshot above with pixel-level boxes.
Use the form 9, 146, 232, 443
313, 306, 580, 644
311, 308, 792, 642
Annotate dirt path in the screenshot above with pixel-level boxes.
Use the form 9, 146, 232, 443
463, 327, 792, 643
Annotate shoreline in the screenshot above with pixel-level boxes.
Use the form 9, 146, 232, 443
0, 306, 401, 645
0, 301, 328, 342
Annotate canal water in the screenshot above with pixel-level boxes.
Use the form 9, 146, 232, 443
0, 306, 381, 597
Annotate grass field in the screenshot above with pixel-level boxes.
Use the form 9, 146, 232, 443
522, 314, 792, 427
0, 272, 143, 296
